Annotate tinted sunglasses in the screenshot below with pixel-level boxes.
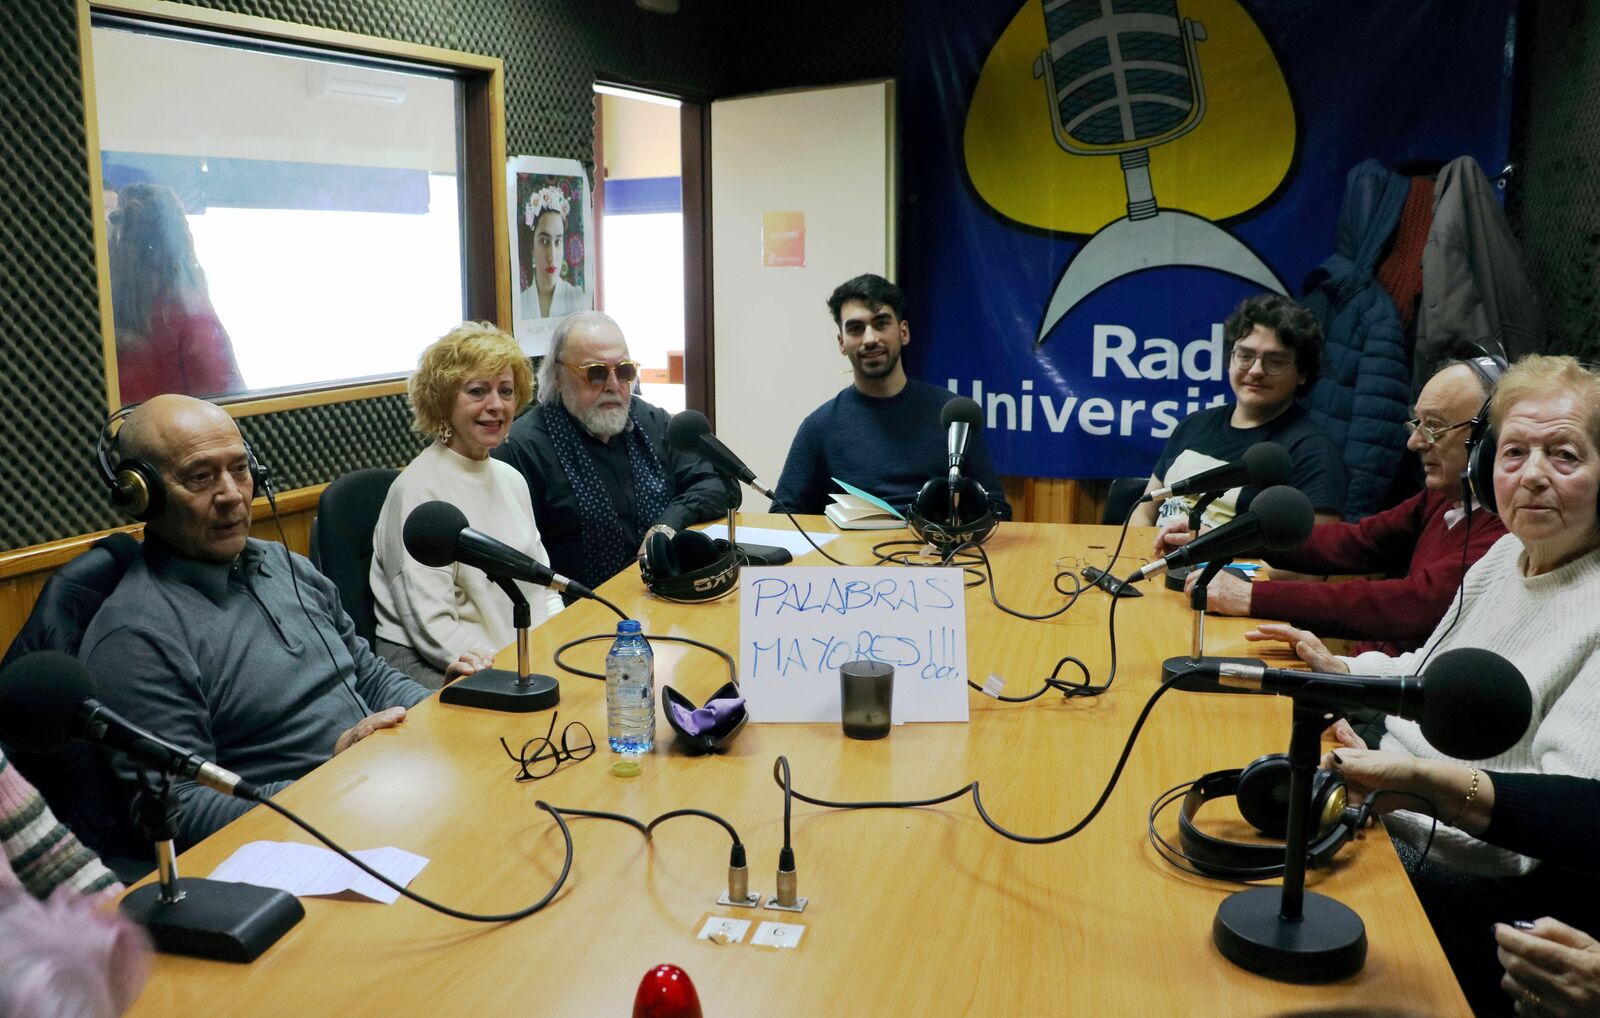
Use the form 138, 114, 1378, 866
565, 359, 640, 387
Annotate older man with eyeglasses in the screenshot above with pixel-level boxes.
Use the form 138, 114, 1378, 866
1190, 354, 1508, 654
494, 311, 727, 597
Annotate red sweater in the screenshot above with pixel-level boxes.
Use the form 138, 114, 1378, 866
1249, 488, 1507, 655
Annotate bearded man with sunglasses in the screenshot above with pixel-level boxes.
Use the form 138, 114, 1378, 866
495, 311, 726, 597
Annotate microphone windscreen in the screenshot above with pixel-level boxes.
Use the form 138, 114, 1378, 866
1247, 486, 1315, 549
1243, 442, 1293, 488
940, 397, 984, 430
0, 651, 93, 753
1418, 647, 1533, 760
402, 500, 469, 568
666, 410, 711, 452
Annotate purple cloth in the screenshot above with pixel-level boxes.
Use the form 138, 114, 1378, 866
668, 696, 746, 737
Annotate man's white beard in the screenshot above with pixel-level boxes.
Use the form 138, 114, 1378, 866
576, 396, 629, 438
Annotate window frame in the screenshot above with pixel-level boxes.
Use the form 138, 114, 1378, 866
78, 0, 510, 418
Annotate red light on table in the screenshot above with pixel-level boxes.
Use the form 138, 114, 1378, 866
632, 963, 702, 1018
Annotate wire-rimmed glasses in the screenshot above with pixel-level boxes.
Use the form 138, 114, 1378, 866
499, 711, 595, 782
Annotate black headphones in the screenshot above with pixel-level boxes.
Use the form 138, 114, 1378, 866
96, 405, 272, 521
907, 477, 999, 553
639, 529, 740, 603
1457, 349, 1510, 513
1156, 753, 1367, 881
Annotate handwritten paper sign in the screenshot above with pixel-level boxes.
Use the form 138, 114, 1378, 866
738, 567, 969, 723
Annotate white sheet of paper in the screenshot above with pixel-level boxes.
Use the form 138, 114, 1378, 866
209, 841, 429, 904
700, 524, 837, 559
738, 566, 969, 723
752, 920, 805, 948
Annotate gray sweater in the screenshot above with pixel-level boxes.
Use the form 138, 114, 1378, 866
80, 538, 429, 847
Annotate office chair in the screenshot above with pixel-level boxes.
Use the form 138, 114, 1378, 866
309, 467, 400, 647
0, 532, 154, 881
1103, 476, 1149, 525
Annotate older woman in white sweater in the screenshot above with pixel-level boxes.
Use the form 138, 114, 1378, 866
1247, 354, 1600, 878
370, 322, 552, 688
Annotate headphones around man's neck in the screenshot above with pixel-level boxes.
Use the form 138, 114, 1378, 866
96, 405, 272, 521
1459, 349, 1510, 513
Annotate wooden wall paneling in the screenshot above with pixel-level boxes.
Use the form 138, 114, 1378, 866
0, 489, 323, 660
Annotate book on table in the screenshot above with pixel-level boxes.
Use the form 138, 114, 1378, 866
823, 478, 907, 530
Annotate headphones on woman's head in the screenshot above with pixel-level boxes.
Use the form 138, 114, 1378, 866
907, 477, 998, 553
640, 529, 740, 602
1161, 753, 1366, 881
96, 405, 272, 521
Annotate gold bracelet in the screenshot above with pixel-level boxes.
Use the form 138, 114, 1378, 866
1450, 767, 1480, 827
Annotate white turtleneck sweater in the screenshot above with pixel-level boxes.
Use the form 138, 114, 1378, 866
1341, 532, 1600, 876
371, 441, 553, 670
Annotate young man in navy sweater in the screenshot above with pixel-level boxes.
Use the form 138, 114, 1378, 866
769, 273, 1011, 520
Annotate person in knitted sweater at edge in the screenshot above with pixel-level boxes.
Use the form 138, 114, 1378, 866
1248, 355, 1600, 1015
768, 273, 1011, 519
1129, 292, 1346, 531
1171, 354, 1509, 655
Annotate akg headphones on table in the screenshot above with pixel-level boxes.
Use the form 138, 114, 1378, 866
639, 529, 740, 603
96, 405, 273, 520
907, 476, 998, 553
1153, 752, 1368, 881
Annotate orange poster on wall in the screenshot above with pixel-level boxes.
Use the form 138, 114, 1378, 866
761, 211, 805, 267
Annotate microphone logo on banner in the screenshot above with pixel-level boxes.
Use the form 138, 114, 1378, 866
961, 0, 1295, 341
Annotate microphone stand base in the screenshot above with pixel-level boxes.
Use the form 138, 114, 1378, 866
440, 668, 560, 713
1162, 655, 1271, 693
1213, 887, 1367, 983
121, 878, 303, 963
735, 543, 793, 566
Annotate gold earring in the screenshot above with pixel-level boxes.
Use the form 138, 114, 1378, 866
440, 424, 453, 443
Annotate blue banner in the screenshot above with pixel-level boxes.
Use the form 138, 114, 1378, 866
903, 0, 1515, 478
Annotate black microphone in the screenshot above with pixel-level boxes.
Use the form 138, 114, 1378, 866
941, 397, 983, 520
1132, 485, 1313, 581
1144, 442, 1293, 503
666, 410, 776, 500
0, 651, 257, 798
402, 501, 595, 600
1193, 647, 1532, 761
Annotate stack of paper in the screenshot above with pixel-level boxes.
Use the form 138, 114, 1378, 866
824, 478, 907, 530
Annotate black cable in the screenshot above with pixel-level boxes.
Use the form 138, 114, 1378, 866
252, 795, 574, 922
553, 632, 738, 685
271, 496, 370, 717
869, 538, 986, 586
588, 591, 630, 621
645, 808, 741, 846
775, 509, 855, 566
769, 670, 1190, 846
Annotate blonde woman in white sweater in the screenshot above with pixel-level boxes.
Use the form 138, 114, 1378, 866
370, 323, 552, 688
1249, 355, 1600, 876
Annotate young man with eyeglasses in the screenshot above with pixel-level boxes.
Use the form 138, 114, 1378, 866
1190, 358, 1507, 654
1130, 292, 1347, 531
494, 311, 727, 597
769, 273, 1011, 518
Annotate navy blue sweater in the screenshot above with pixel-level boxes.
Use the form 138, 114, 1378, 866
770, 380, 1011, 518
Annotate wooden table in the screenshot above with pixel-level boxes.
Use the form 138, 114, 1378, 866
127, 517, 1468, 1016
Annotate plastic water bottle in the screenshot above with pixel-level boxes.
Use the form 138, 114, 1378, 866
606, 619, 655, 753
